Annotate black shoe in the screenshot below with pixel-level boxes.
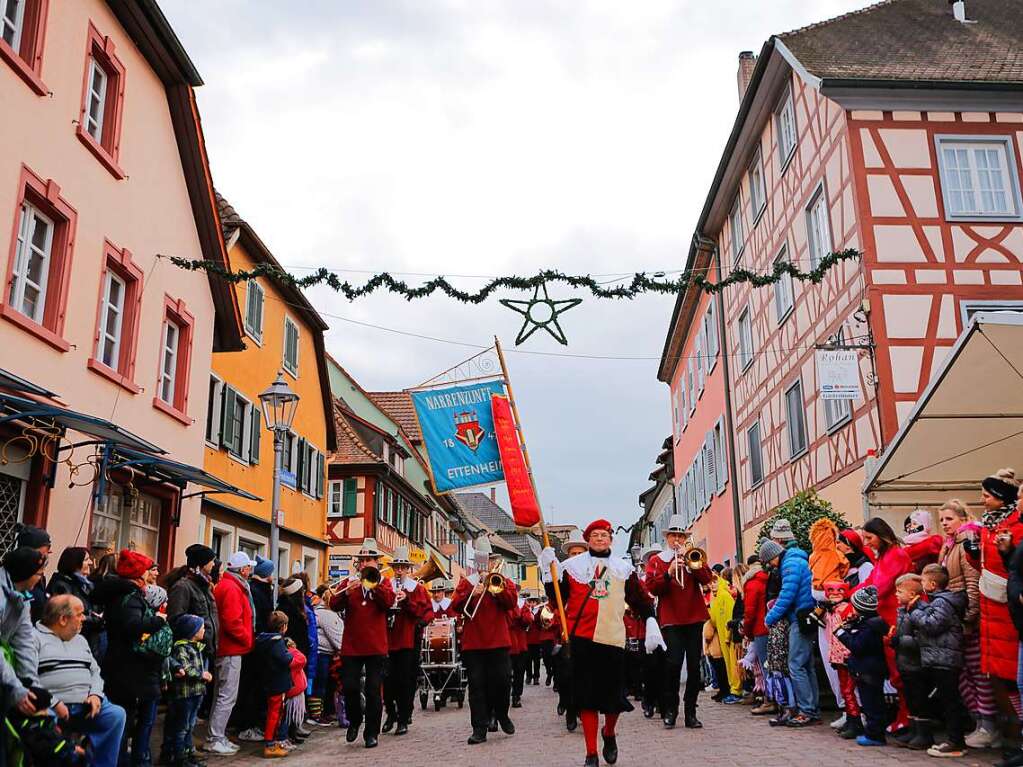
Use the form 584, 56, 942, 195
684, 714, 703, 729
584, 756, 599, 767
642, 703, 655, 719
840, 717, 864, 740
602, 735, 618, 765
907, 721, 933, 751
364, 736, 378, 749
545, 675, 552, 687
381, 716, 395, 734
488, 717, 499, 733
499, 718, 515, 735
395, 722, 408, 736
346, 724, 360, 743
557, 704, 566, 716
995, 750, 1023, 767
467, 730, 487, 745
663, 713, 677, 729
566, 714, 578, 732
512, 697, 522, 709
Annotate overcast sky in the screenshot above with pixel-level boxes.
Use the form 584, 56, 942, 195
163, 0, 868, 545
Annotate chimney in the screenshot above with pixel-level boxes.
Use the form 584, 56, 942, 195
950, 0, 968, 22
736, 51, 756, 100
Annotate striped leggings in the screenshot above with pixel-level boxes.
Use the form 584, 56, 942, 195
959, 631, 997, 718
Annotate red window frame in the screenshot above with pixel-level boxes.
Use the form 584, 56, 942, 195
152, 295, 194, 425
76, 21, 126, 180
1, 164, 76, 352
0, 0, 49, 95
87, 240, 143, 393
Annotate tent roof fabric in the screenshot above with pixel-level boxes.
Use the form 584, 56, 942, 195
864, 312, 1023, 509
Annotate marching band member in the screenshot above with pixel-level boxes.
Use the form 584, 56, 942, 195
509, 591, 533, 708
639, 543, 665, 718
382, 547, 432, 736
554, 529, 589, 732
537, 595, 558, 686
429, 580, 451, 620
449, 536, 517, 745
525, 593, 543, 685
644, 514, 713, 730
540, 519, 662, 767
328, 538, 396, 749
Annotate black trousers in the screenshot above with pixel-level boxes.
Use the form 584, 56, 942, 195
340, 655, 386, 738
384, 648, 418, 724
540, 640, 554, 680
463, 648, 511, 732
625, 650, 643, 698
527, 644, 542, 681
555, 646, 575, 718
927, 667, 968, 746
662, 623, 704, 716
855, 673, 887, 742
511, 652, 527, 699
643, 647, 664, 710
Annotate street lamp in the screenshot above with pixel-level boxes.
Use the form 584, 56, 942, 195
259, 372, 300, 601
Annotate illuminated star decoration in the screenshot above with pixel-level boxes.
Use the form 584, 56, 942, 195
499, 282, 582, 346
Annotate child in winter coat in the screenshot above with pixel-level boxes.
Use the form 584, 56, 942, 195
911, 565, 969, 758
162, 614, 213, 767
282, 640, 309, 746
835, 586, 889, 747
819, 581, 859, 739
254, 611, 296, 759
890, 574, 927, 749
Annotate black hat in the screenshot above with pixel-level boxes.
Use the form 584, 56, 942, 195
3, 547, 45, 583
983, 473, 1020, 504
15, 525, 50, 550
171, 613, 205, 641
185, 544, 217, 569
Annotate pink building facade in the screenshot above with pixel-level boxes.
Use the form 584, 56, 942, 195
0, 0, 244, 567
660, 1, 1023, 555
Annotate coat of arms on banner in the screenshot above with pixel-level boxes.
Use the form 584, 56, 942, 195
454, 410, 486, 452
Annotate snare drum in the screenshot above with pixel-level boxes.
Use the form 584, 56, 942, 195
424, 618, 456, 665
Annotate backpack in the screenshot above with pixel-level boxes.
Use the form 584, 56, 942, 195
121, 593, 173, 659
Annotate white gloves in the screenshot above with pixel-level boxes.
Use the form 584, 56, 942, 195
645, 617, 667, 654
539, 546, 557, 571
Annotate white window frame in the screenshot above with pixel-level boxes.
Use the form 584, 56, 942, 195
85, 57, 108, 143
775, 87, 797, 169
935, 135, 1023, 221
328, 479, 344, 518
747, 420, 764, 489
960, 300, 1023, 327
806, 181, 832, 270
244, 279, 265, 344
824, 397, 852, 433
773, 245, 794, 323
277, 542, 292, 579
729, 197, 744, 266
748, 149, 766, 221
96, 270, 126, 369
738, 308, 754, 371
785, 379, 808, 459
301, 546, 320, 583
10, 201, 53, 324
2, 0, 26, 55
283, 315, 300, 377
158, 318, 181, 406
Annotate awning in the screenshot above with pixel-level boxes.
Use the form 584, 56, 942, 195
0, 392, 163, 454
864, 312, 1023, 509
104, 446, 261, 501
0, 367, 56, 398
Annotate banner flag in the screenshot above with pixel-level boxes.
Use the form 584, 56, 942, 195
491, 394, 541, 528
409, 380, 506, 493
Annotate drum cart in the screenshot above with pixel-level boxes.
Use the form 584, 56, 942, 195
418, 618, 467, 711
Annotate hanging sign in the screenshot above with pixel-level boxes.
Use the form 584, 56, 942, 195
491, 394, 541, 528
815, 350, 862, 400
410, 380, 507, 493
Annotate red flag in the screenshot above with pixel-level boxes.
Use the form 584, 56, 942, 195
491, 394, 541, 528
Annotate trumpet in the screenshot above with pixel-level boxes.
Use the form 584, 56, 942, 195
327, 565, 382, 598
463, 558, 504, 620
539, 604, 555, 629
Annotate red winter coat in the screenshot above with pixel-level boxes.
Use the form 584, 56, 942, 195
450, 576, 516, 651
980, 510, 1023, 680
645, 554, 714, 627
742, 569, 769, 639
906, 535, 943, 573
213, 571, 254, 657
507, 605, 530, 655
330, 578, 396, 657
286, 647, 307, 698
855, 545, 912, 626
387, 582, 433, 652
524, 609, 542, 646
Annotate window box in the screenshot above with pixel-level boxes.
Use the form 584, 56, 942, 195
75, 22, 126, 180
152, 296, 194, 425
0, 0, 48, 95
88, 240, 142, 392
935, 135, 1023, 222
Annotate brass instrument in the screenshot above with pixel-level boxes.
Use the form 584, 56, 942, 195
670, 543, 708, 586
539, 604, 555, 629
685, 546, 707, 571
463, 558, 504, 620
486, 571, 505, 595
413, 552, 450, 585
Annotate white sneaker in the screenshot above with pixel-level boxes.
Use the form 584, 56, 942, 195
964, 726, 998, 749
829, 712, 847, 730
280, 740, 297, 752
202, 740, 240, 755
237, 728, 264, 742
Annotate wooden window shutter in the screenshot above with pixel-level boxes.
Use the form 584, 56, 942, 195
249, 407, 261, 465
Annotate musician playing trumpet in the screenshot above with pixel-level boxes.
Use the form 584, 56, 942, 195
644, 515, 713, 731
449, 536, 517, 745
383, 546, 432, 736
328, 538, 395, 749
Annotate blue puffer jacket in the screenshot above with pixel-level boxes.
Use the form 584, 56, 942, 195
765, 547, 814, 626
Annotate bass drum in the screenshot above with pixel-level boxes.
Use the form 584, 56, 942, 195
424, 618, 457, 665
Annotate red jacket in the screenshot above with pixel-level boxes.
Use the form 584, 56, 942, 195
644, 554, 713, 627
213, 571, 254, 657
980, 511, 1023, 679
524, 608, 542, 646
286, 647, 307, 698
450, 576, 516, 651
623, 608, 645, 642
855, 545, 912, 626
387, 581, 432, 651
507, 605, 530, 655
330, 578, 396, 657
742, 569, 769, 638
905, 535, 943, 573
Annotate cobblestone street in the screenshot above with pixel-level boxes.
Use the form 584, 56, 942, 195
220, 684, 1001, 767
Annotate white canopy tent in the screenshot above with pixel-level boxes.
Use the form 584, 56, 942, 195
864, 312, 1023, 511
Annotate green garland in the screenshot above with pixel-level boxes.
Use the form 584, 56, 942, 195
165, 248, 859, 302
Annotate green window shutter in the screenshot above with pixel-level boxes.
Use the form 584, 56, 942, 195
315, 452, 324, 498
222, 386, 237, 456
249, 407, 261, 465
343, 478, 358, 518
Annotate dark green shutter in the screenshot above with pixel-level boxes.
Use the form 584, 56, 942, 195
315, 452, 324, 498
223, 386, 237, 456
343, 478, 357, 518
250, 407, 261, 465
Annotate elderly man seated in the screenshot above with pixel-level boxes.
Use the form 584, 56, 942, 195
34, 594, 126, 767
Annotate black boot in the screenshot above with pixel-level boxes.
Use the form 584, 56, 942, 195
684, 704, 703, 729
395, 722, 408, 736
663, 711, 677, 729
364, 735, 378, 749
602, 734, 618, 765
891, 719, 915, 748
907, 720, 933, 751
499, 717, 515, 735
381, 714, 395, 734
512, 697, 522, 709
642, 702, 655, 718
467, 729, 487, 745
840, 715, 864, 740
557, 703, 566, 716
566, 712, 578, 732
346, 723, 360, 743
488, 716, 499, 733
583, 756, 599, 767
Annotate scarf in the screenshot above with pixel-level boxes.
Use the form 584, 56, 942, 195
982, 502, 1017, 531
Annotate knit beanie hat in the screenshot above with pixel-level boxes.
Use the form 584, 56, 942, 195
758, 539, 785, 565
15, 525, 51, 550
116, 549, 154, 580
185, 544, 216, 569
982, 469, 1020, 504
2, 547, 45, 583
253, 556, 275, 579
171, 613, 204, 641
770, 518, 795, 541
143, 584, 167, 610
851, 585, 878, 615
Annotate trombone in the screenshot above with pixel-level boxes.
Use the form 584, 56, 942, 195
463, 558, 505, 620
670, 543, 707, 587
327, 564, 383, 599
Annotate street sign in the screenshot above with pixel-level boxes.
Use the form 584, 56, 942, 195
815, 350, 861, 400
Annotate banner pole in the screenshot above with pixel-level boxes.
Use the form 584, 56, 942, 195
493, 336, 569, 643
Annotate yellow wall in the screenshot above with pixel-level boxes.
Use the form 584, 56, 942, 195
203, 237, 328, 543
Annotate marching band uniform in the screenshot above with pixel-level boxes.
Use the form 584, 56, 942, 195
623, 607, 646, 699
450, 539, 518, 745
383, 548, 433, 736
644, 514, 714, 729
537, 602, 558, 686
525, 601, 543, 684
328, 538, 396, 748
552, 529, 589, 732
508, 596, 532, 708
429, 583, 452, 620
639, 544, 666, 719
542, 519, 660, 767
